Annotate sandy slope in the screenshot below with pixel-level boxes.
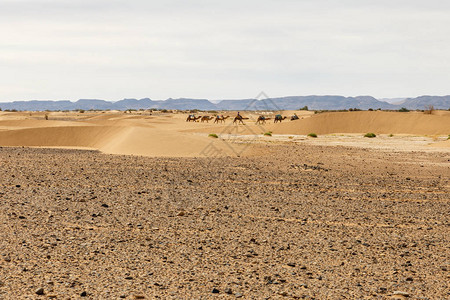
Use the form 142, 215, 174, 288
0, 110, 448, 156
0, 112, 243, 157
188, 111, 450, 136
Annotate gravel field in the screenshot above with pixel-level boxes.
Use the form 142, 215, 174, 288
0, 145, 449, 299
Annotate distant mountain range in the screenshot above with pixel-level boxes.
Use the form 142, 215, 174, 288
0, 95, 449, 111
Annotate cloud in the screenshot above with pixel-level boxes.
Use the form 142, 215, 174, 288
0, 0, 449, 100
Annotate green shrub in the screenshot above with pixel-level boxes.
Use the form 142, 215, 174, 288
208, 133, 218, 138
364, 133, 376, 138
399, 107, 409, 112
388, 134, 394, 137
264, 132, 272, 136
307, 133, 317, 138
299, 106, 309, 111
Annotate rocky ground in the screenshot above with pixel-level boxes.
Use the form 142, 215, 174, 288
0, 145, 448, 299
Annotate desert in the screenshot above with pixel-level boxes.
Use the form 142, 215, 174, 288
0, 109, 449, 299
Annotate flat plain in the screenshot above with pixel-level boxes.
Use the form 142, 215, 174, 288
0, 110, 449, 299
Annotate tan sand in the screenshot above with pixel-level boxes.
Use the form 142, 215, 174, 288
0, 110, 448, 156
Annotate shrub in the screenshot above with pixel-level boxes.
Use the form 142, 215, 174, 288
299, 106, 309, 111
288, 136, 294, 139
264, 132, 272, 136
364, 133, 376, 138
307, 133, 317, 138
208, 133, 218, 138
424, 105, 434, 114
79, 109, 85, 113
388, 134, 394, 137
45, 114, 48, 120
399, 107, 409, 112
447, 135, 450, 140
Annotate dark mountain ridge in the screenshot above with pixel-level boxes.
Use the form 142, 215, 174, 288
0, 95, 448, 111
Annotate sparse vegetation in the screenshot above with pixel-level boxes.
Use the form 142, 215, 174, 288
447, 135, 450, 140
424, 105, 434, 114
264, 132, 272, 136
388, 134, 394, 137
308, 133, 317, 138
78, 109, 85, 113
299, 106, 309, 111
288, 136, 294, 139
45, 114, 48, 120
208, 133, 218, 138
364, 133, 376, 138
399, 107, 409, 112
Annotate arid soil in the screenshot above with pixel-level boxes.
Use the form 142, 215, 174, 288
0, 144, 448, 299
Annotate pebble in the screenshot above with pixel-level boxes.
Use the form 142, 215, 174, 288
80, 291, 87, 297
224, 288, 233, 294
177, 211, 186, 216
212, 288, 220, 293
393, 291, 410, 297
35, 287, 45, 295
287, 262, 296, 267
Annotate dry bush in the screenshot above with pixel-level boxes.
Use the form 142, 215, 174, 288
424, 105, 434, 114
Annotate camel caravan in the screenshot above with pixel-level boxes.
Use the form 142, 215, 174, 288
186, 112, 299, 124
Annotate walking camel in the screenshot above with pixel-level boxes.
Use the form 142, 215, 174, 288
186, 115, 202, 122
233, 115, 249, 125
200, 116, 214, 123
274, 115, 287, 123
256, 116, 271, 125
214, 115, 230, 124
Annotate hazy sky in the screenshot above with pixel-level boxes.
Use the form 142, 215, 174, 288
1, 0, 450, 101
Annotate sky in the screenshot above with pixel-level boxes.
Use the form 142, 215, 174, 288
1, 0, 450, 102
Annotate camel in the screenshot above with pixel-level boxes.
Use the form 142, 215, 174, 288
186, 115, 202, 122
200, 116, 214, 123
291, 114, 299, 121
233, 115, 249, 125
274, 115, 287, 123
214, 115, 230, 124
255, 115, 271, 125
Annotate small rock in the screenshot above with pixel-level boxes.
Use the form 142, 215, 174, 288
393, 291, 410, 297
224, 288, 233, 294
35, 287, 45, 295
235, 292, 243, 298
287, 262, 296, 267
80, 291, 87, 297
177, 211, 185, 217
125, 276, 133, 280
134, 295, 145, 299
101, 203, 109, 208
405, 277, 413, 282
212, 288, 220, 293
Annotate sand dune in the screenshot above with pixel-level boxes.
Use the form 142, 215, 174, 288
187, 111, 450, 136
0, 111, 448, 156
0, 113, 243, 157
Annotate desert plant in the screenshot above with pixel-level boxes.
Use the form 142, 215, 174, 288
399, 107, 409, 112
308, 133, 318, 138
299, 106, 309, 111
264, 132, 272, 136
78, 109, 85, 113
447, 135, 450, 140
424, 105, 434, 114
288, 136, 294, 139
364, 133, 376, 138
45, 114, 48, 120
388, 134, 394, 137
208, 133, 218, 138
